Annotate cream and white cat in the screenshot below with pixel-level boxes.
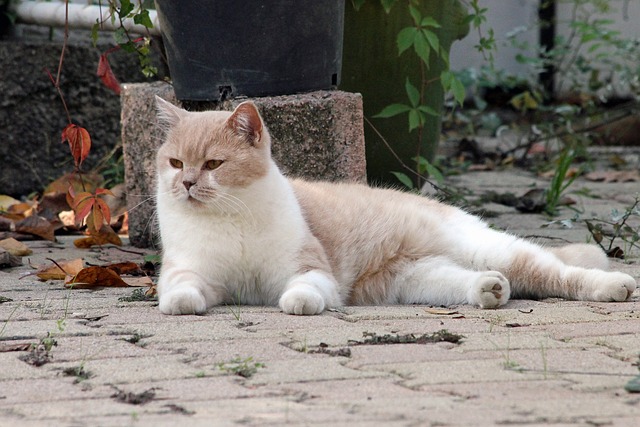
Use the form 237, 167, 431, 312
154, 97, 637, 315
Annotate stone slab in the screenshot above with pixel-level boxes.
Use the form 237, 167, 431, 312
121, 83, 366, 247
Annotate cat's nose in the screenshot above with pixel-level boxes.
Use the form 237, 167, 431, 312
183, 180, 195, 190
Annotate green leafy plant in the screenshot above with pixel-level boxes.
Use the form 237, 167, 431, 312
216, 357, 265, 378
544, 148, 580, 216
355, 0, 493, 190
585, 196, 640, 259
92, 0, 158, 94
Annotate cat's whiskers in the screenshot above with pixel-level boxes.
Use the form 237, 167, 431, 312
215, 192, 256, 227
124, 193, 161, 214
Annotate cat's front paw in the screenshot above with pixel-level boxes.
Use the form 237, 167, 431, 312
279, 285, 325, 315
591, 272, 637, 302
469, 271, 511, 309
159, 287, 207, 315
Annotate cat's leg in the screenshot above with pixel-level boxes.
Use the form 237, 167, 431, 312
442, 213, 636, 302
279, 270, 342, 315
505, 242, 636, 301
158, 264, 226, 315
393, 256, 511, 309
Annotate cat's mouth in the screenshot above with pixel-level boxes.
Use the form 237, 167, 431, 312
185, 194, 206, 207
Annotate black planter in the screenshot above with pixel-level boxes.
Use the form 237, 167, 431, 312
155, 0, 345, 101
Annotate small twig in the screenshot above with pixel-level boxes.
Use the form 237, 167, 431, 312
109, 246, 146, 256
45, 258, 70, 276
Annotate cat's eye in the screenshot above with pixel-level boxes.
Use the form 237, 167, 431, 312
204, 159, 224, 170
169, 158, 183, 169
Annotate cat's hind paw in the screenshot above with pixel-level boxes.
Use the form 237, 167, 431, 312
279, 284, 325, 315
591, 272, 637, 302
469, 271, 511, 309
159, 287, 207, 315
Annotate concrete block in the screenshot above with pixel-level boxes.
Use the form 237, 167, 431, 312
121, 82, 366, 247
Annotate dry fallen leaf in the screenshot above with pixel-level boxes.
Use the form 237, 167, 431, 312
145, 284, 157, 297
35, 258, 84, 281
122, 276, 154, 287
44, 172, 103, 195
0, 238, 32, 256
539, 167, 581, 180
15, 215, 55, 241
103, 262, 144, 276
0, 248, 22, 268
424, 307, 460, 315
6, 201, 35, 220
0, 342, 32, 352
65, 266, 129, 289
584, 170, 640, 183
74, 225, 122, 248
0, 195, 21, 210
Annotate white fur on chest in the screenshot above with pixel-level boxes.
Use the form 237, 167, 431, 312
157, 168, 306, 304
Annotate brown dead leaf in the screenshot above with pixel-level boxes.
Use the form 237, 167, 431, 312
65, 266, 129, 289
35, 258, 84, 281
0, 195, 21, 210
145, 284, 157, 297
584, 170, 640, 183
44, 172, 103, 196
0, 248, 22, 268
0, 201, 35, 222
0, 216, 14, 232
15, 215, 55, 241
0, 238, 32, 256
104, 262, 144, 276
539, 167, 581, 180
424, 307, 460, 315
38, 191, 71, 221
0, 342, 32, 352
122, 276, 154, 287
74, 225, 122, 248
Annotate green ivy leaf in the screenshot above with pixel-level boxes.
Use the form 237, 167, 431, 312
418, 105, 438, 116
422, 29, 439, 52
119, 0, 134, 18
391, 172, 414, 190
408, 5, 421, 25
397, 27, 416, 55
114, 27, 128, 45
374, 103, 412, 118
450, 77, 466, 106
420, 16, 441, 28
380, 0, 398, 13
440, 70, 453, 88
90, 22, 99, 47
408, 109, 421, 132
413, 32, 431, 65
133, 9, 154, 29
405, 78, 420, 107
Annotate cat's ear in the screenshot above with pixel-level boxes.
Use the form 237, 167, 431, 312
226, 101, 263, 146
155, 96, 185, 127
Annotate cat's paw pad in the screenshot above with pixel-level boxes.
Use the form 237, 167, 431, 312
470, 271, 511, 309
279, 285, 325, 315
159, 287, 207, 315
592, 272, 637, 302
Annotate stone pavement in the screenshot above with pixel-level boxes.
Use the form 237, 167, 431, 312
1, 169, 639, 427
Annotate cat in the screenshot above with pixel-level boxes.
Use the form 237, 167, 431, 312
154, 96, 637, 315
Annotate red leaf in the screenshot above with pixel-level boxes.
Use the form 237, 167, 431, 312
72, 192, 95, 224
61, 124, 91, 168
94, 197, 111, 226
97, 53, 121, 95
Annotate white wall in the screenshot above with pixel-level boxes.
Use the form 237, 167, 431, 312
450, 0, 640, 96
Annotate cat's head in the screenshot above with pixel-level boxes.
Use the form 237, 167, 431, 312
155, 97, 271, 208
